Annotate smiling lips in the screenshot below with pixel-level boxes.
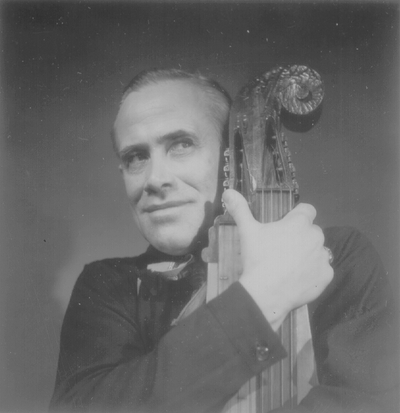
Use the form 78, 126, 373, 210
143, 201, 189, 213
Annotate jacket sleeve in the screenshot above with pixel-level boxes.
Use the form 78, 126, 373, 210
272, 227, 399, 413
50, 227, 399, 413
49, 261, 286, 413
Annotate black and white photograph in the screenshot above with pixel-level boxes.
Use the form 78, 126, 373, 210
1, 1, 399, 412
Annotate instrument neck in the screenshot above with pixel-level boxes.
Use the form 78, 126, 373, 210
250, 189, 295, 224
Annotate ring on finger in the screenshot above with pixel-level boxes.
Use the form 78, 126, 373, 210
324, 246, 334, 264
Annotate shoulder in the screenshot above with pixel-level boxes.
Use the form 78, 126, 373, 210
82, 256, 139, 280
77, 256, 139, 285
68, 255, 147, 308
323, 225, 374, 250
311, 226, 390, 316
323, 226, 384, 276
59, 255, 150, 329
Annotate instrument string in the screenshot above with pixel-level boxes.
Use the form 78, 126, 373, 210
263, 188, 295, 409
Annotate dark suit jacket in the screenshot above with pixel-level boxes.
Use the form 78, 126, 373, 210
50, 227, 399, 412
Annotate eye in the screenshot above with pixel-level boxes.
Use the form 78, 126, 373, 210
122, 151, 149, 173
169, 140, 194, 155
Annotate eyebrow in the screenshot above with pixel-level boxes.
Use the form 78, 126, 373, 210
118, 129, 199, 160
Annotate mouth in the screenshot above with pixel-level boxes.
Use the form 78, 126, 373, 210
143, 201, 189, 213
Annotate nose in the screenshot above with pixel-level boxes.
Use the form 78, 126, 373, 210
143, 152, 174, 195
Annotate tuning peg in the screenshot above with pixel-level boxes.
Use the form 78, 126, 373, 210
285, 150, 292, 161
223, 148, 230, 157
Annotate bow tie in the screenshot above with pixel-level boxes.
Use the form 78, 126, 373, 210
146, 254, 194, 280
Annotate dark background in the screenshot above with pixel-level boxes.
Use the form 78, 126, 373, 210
1, 1, 399, 411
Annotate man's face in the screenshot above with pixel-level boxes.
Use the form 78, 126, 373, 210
114, 80, 222, 255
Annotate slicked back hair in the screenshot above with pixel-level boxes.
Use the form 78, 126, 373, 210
111, 68, 232, 153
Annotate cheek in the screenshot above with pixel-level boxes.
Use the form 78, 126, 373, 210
195, 152, 220, 202
122, 173, 143, 207
205, 168, 219, 200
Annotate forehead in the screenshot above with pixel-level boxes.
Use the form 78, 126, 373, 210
113, 80, 222, 152
116, 80, 209, 127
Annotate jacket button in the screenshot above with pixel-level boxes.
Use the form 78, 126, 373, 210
256, 344, 270, 361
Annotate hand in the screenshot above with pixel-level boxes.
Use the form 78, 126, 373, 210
222, 189, 333, 331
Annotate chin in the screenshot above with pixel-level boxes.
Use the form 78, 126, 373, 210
150, 238, 193, 256
144, 226, 199, 256
138, 213, 213, 256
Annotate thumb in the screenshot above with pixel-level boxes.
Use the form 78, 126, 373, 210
222, 189, 255, 236
283, 203, 317, 224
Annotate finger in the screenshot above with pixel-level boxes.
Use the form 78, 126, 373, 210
324, 246, 334, 265
222, 189, 255, 236
284, 203, 317, 224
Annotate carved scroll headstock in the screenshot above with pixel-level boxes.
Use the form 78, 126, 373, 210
203, 65, 324, 264
224, 65, 324, 211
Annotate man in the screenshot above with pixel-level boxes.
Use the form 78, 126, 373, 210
50, 69, 398, 412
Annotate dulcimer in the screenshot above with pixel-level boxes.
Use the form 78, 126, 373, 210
202, 65, 324, 412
